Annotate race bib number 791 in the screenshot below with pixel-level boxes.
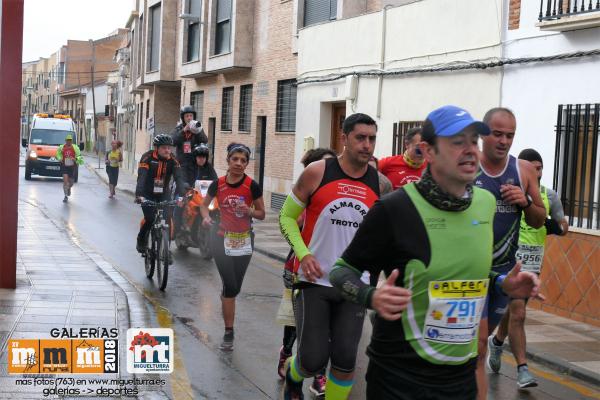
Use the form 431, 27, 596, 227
424, 279, 489, 345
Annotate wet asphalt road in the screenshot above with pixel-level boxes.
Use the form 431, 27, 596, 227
17, 163, 600, 400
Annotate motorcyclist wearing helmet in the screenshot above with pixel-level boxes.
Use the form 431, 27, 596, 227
171, 105, 209, 184
191, 144, 218, 185
135, 134, 188, 253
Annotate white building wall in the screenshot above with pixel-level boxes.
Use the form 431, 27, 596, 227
501, 1, 600, 188
295, 0, 503, 179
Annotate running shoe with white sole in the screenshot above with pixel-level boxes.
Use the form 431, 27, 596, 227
219, 330, 234, 351
517, 366, 538, 388
487, 335, 503, 373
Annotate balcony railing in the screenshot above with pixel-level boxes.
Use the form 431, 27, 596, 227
539, 0, 600, 21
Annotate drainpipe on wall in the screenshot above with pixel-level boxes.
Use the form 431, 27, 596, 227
376, 5, 392, 119
498, 0, 508, 107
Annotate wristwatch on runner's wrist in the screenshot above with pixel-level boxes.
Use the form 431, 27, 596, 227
523, 194, 533, 209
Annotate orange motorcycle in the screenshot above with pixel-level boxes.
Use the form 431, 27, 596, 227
175, 180, 219, 259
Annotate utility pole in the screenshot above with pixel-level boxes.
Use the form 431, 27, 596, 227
89, 39, 100, 169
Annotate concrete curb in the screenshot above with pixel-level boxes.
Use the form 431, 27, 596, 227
253, 246, 287, 264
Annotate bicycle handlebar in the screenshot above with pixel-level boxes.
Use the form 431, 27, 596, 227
140, 199, 179, 208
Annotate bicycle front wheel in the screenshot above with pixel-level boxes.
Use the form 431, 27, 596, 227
157, 227, 170, 291
144, 231, 156, 279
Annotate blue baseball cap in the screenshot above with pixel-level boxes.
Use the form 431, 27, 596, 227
424, 105, 490, 139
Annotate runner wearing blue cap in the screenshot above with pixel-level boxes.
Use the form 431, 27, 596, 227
329, 105, 542, 400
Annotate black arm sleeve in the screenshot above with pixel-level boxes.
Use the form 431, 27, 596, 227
207, 180, 218, 198
330, 261, 377, 308
330, 200, 395, 308
250, 180, 263, 200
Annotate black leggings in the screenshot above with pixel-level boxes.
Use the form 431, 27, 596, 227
210, 232, 254, 298
106, 166, 119, 185
293, 285, 365, 376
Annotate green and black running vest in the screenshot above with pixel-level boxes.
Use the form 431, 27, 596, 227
401, 183, 495, 365
516, 185, 550, 273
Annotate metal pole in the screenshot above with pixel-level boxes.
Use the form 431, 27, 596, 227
27, 93, 31, 136
89, 39, 100, 169
0, 0, 24, 288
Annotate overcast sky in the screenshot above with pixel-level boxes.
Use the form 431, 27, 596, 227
23, 0, 134, 62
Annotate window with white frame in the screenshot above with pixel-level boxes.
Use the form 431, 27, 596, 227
276, 79, 297, 132
190, 91, 204, 123
238, 84, 252, 132
221, 87, 234, 131
215, 0, 232, 55
148, 4, 162, 71
185, 0, 202, 62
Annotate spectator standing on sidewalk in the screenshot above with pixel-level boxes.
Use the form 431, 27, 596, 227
105, 140, 123, 199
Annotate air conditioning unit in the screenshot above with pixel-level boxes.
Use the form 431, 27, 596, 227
179, 13, 200, 22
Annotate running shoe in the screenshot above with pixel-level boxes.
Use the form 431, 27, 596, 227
517, 366, 538, 388
136, 238, 145, 254
219, 330, 234, 351
309, 374, 326, 397
283, 358, 304, 400
487, 335, 503, 373
278, 346, 292, 379
63, 196, 68, 203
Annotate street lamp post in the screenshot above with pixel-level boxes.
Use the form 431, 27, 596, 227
25, 85, 34, 138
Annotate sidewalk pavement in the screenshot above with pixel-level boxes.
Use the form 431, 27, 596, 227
83, 155, 600, 387
0, 198, 169, 399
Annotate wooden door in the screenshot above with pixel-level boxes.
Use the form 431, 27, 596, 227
330, 103, 346, 155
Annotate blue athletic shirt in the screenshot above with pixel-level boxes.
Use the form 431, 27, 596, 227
474, 155, 523, 273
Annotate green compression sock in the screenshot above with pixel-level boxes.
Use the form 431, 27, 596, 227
325, 371, 354, 400
287, 355, 304, 383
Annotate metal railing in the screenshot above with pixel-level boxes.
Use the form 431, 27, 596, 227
539, 0, 600, 21
552, 104, 600, 230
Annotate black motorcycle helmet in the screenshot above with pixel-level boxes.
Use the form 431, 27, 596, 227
192, 144, 210, 158
180, 105, 196, 122
153, 134, 174, 147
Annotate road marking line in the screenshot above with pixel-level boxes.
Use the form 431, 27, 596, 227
142, 288, 195, 400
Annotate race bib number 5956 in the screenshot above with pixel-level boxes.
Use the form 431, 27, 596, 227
424, 279, 489, 344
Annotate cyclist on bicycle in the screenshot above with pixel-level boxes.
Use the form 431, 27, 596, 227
135, 134, 187, 253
